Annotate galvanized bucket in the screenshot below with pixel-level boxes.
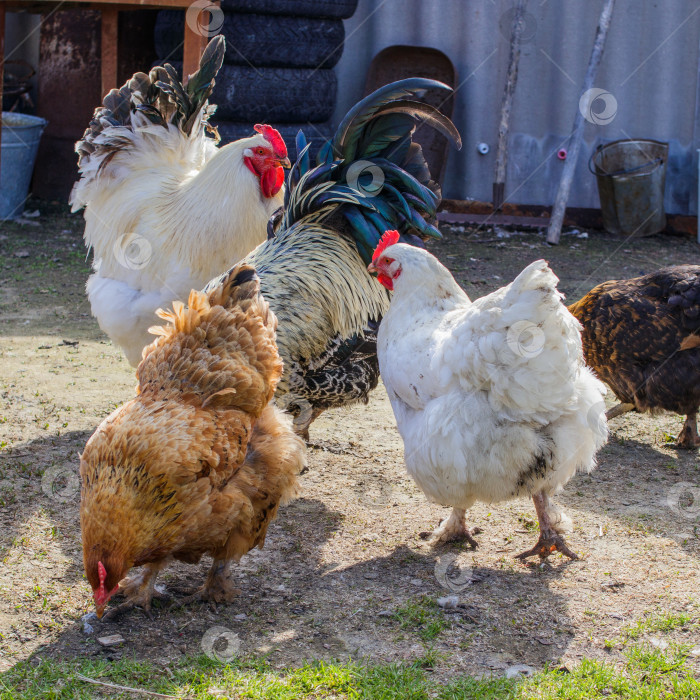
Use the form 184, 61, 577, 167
0, 112, 48, 220
590, 138, 668, 237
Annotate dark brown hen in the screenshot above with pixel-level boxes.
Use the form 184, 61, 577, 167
568, 265, 700, 448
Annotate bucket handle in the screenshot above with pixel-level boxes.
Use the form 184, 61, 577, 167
588, 147, 664, 177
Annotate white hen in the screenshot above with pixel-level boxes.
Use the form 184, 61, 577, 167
71, 37, 289, 366
369, 232, 608, 560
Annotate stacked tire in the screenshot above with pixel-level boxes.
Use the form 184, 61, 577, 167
154, 0, 358, 160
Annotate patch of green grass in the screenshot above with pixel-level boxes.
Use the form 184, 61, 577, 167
393, 595, 447, 642
622, 609, 695, 641
2, 644, 700, 700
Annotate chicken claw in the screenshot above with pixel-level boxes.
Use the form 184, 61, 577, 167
175, 560, 241, 608
101, 599, 153, 622
423, 508, 481, 548
101, 565, 170, 620
516, 492, 579, 561
516, 531, 579, 561
675, 413, 700, 449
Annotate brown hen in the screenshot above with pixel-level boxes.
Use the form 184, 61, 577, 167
569, 265, 700, 448
80, 265, 306, 619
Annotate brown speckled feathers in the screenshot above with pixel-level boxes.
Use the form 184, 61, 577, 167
568, 265, 700, 415
80, 264, 306, 597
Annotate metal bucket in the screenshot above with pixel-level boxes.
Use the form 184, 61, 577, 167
0, 112, 48, 219
590, 138, 668, 237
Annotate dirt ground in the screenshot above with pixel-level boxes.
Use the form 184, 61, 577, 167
1, 203, 699, 682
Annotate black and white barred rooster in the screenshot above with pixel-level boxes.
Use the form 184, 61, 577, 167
206, 78, 461, 438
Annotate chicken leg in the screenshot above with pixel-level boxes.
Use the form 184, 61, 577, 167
101, 562, 169, 620
676, 412, 700, 449
605, 402, 635, 420
426, 508, 481, 548
516, 492, 579, 561
176, 559, 241, 607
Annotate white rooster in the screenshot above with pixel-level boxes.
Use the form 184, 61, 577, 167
369, 231, 608, 560
70, 37, 290, 366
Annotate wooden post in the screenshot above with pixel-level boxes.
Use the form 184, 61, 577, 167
546, 0, 616, 245
183, 7, 209, 83
100, 6, 119, 97
493, 0, 527, 210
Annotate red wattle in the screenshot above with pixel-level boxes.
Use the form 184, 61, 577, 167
261, 166, 284, 198
243, 156, 256, 177
377, 273, 394, 291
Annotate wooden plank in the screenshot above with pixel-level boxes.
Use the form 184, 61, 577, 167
183, 7, 208, 83
546, 0, 616, 245
100, 6, 119, 97
2, 0, 201, 10
493, 0, 527, 210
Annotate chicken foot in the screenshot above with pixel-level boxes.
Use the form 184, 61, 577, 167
516, 492, 579, 561
676, 412, 700, 449
423, 508, 481, 548
100, 563, 169, 620
605, 402, 635, 420
176, 559, 241, 608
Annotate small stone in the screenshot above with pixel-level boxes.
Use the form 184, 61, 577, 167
82, 622, 94, 635
607, 612, 624, 620
437, 596, 459, 609
15, 250, 29, 258
484, 654, 507, 670
233, 613, 247, 621
649, 637, 668, 650
409, 578, 422, 586
689, 646, 700, 657
377, 610, 393, 617
97, 634, 125, 647
363, 572, 378, 580
505, 664, 534, 678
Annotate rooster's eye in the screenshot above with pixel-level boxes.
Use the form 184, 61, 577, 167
256, 148, 265, 155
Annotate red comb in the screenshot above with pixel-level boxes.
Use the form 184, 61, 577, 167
372, 230, 400, 262
254, 124, 287, 158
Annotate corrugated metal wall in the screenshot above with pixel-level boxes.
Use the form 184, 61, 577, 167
334, 0, 700, 214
